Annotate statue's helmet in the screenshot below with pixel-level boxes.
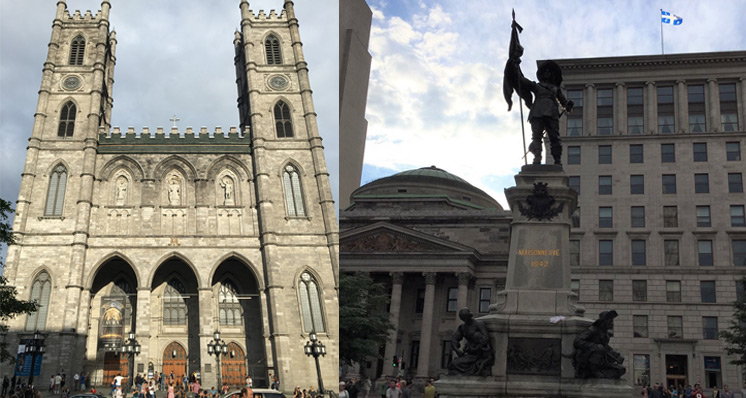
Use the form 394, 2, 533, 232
536, 60, 563, 86
593, 310, 618, 326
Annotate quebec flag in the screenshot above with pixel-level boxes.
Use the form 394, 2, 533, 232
661, 10, 683, 25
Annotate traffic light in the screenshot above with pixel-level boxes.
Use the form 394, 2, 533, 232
392, 355, 398, 367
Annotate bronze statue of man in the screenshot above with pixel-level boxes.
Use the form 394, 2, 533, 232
525, 61, 573, 166
572, 310, 626, 379
448, 308, 494, 376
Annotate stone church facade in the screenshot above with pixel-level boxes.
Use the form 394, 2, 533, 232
2, 0, 338, 391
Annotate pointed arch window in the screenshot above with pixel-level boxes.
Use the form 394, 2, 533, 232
299, 272, 325, 333
283, 165, 305, 217
163, 279, 187, 325
58, 102, 76, 137
265, 35, 282, 65
218, 281, 242, 326
274, 101, 294, 138
44, 164, 68, 217
69, 35, 85, 65
25, 272, 52, 331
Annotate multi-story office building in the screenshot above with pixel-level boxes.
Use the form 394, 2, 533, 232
340, 51, 746, 393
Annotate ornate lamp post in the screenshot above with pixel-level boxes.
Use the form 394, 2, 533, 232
303, 332, 326, 394
24, 330, 45, 387
121, 332, 141, 390
207, 331, 228, 391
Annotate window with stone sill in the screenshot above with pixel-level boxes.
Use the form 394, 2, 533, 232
478, 288, 491, 313
274, 101, 294, 138
599, 176, 612, 195
598, 280, 613, 301
632, 280, 647, 302
631, 240, 646, 266
629, 144, 643, 163
693, 143, 708, 162
698, 240, 714, 266
633, 315, 648, 338
734, 240, 746, 267
728, 173, 743, 193
696, 206, 711, 227
265, 35, 282, 65
727, 142, 742, 161
662, 175, 677, 194
446, 287, 458, 312
700, 281, 717, 303
694, 173, 709, 193
630, 175, 644, 195
661, 144, 675, 162
25, 271, 52, 331
69, 35, 85, 65
731, 205, 746, 227
163, 279, 187, 325
666, 281, 681, 302
631, 206, 645, 228
44, 164, 68, 217
667, 316, 683, 339
663, 206, 678, 227
702, 317, 718, 340
599, 240, 613, 266
664, 240, 680, 266
299, 272, 326, 333
282, 164, 305, 217
57, 102, 76, 137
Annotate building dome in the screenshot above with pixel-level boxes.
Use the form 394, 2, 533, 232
350, 166, 502, 210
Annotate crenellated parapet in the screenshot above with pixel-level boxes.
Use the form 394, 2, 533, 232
63, 9, 105, 21
98, 126, 251, 154
246, 8, 287, 21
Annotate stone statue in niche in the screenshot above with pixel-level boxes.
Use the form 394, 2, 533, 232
448, 308, 494, 376
220, 176, 235, 206
115, 176, 128, 205
167, 175, 181, 206
572, 310, 626, 379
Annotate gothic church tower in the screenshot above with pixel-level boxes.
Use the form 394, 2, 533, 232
2, 0, 338, 391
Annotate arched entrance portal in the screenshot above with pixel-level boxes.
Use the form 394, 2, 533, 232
163, 342, 187, 380
103, 352, 128, 385
221, 343, 247, 389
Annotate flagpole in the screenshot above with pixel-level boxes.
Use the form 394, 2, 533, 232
660, 9, 664, 54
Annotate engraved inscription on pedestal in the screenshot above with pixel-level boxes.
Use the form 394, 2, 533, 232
506, 337, 561, 376
512, 228, 563, 289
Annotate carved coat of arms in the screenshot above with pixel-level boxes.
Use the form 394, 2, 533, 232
517, 182, 564, 221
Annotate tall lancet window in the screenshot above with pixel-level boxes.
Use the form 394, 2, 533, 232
58, 102, 76, 137
218, 281, 242, 326
69, 35, 85, 65
163, 279, 187, 325
25, 272, 52, 331
44, 164, 68, 217
282, 165, 305, 217
298, 272, 325, 333
265, 35, 282, 64
274, 101, 294, 138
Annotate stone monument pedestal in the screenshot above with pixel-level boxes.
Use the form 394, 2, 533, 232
438, 165, 633, 398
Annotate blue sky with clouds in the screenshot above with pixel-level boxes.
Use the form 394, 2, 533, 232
361, 0, 746, 208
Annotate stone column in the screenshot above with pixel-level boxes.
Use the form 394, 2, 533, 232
707, 78, 720, 132
456, 273, 470, 313
416, 273, 437, 378
645, 81, 657, 134
676, 80, 687, 133
615, 82, 626, 135
382, 272, 403, 377
584, 83, 595, 135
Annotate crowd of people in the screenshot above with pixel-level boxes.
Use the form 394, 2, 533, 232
640, 382, 740, 398
338, 377, 436, 398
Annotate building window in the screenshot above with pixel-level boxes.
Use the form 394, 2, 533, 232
630, 175, 644, 194
567, 146, 581, 164
657, 86, 675, 134
566, 90, 583, 136
731, 205, 746, 227
163, 279, 187, 325
666, 281, 681, 302
441, 341, 452, 369
661, 143, 675, 162
283, 164, 306, 217
598, 145, 612, 164
734, 239, 746, 266
69, 35, 85, 65
599, 280, 613, 301
702, 317, 719, 340
696, 206, 711, 227
632, 280, 647, 302
698, 240, 714, 266
57, 101, 76, 137
409, 340, 420, 369
25, 272, 52, 331
570, 240, 580, 266
688, 85, 706, 133
633, 354, 651, 387
478, 288, 491, 313
665, 240, 680, 266
667, 316, 683, 338
629, 144, 643, 163
633, 315, 648, 338
663, 206, 678, 227
704, 357, 723, 389
720, 83, 738, 132
298, 272, 326, 332
599, 176, 612, 195
218, 281, 242, 326
415, 289, 425, 314
700, 281, 716, 303
627, 87, 644, 135
446, 287, 458, 312
662, 174, 677, 194
568, 176, 580, 194
599, 240, 613, 266
265, 34, 282, 64
274, 101, 294, 138
597, 88, 613, 135
726, 142, 741, 161
694, 173, 709, 193
728, 173, 743, 193
631, 206, 645, 227
693, 142, 707, 162
631, 240, 646, 266
571, 279, 580, 298
571, 207, 580, 228
599, 207, 612, 227
44, 164, 68, 217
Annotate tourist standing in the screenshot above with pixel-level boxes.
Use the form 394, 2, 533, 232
339, 383, 349, 398
423, 381, 435, 398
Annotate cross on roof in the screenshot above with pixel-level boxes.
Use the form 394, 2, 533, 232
169, 115, 180, 128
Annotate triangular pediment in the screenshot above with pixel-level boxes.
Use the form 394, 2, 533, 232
340, 222, 476, 253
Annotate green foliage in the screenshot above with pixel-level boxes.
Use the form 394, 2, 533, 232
720, 277, 746, 366
0, 198, 39, 364
339, 272, 394, 365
